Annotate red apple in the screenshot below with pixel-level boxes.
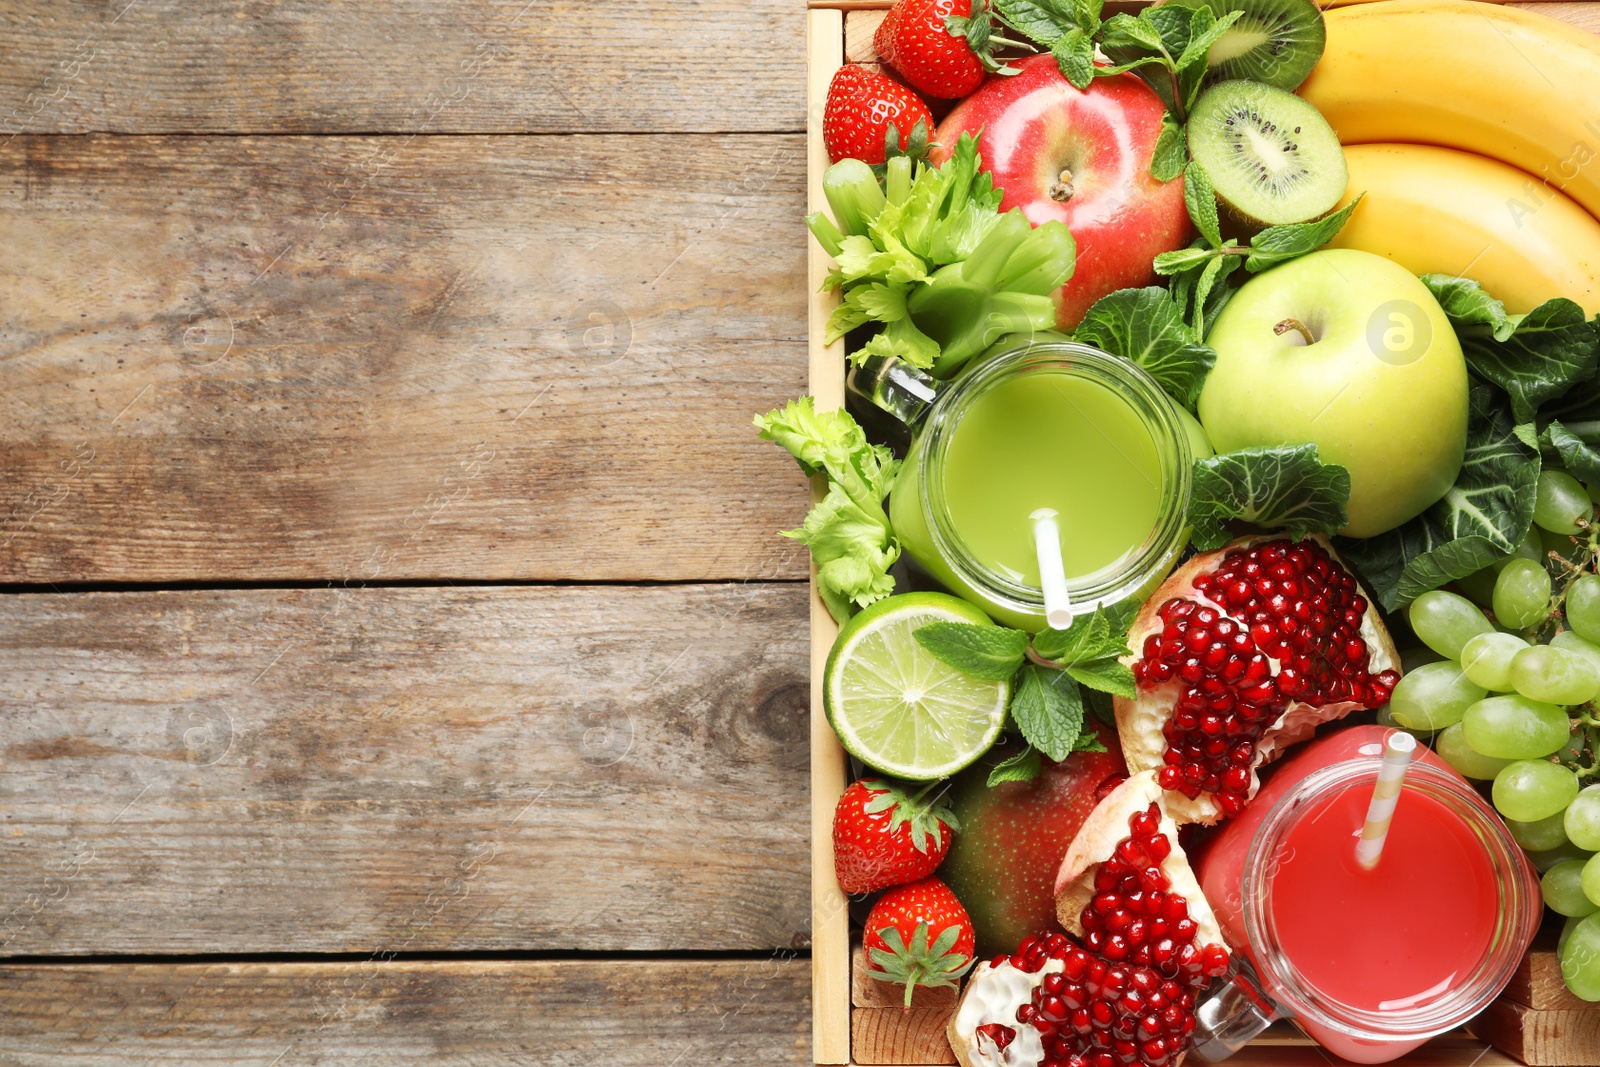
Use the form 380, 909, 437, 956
939, 722, 1127, 956
932, 55, 1190, 329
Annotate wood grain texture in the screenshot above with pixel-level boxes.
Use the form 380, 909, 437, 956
0, 133, 811, 584
851, 1008, 957, 1066
851, 948, 958, 1011
0, 583, 809, 955
0, 958, 810, 1065
0, 1, 803, 135
1471, 1000, 1600, 1066
1504, 932, 1595, 1010
808, 9, 853, 1066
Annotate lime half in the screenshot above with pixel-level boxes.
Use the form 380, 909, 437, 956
825, 592, 1010, 780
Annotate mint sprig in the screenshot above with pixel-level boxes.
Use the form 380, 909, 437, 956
914, 622, 1029, 680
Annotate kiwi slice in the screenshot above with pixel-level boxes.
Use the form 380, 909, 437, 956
1196, 0, 1325, 91
1187, 80, 1347, 229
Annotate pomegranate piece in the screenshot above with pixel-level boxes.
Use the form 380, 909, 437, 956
1116, 535, 1398, 823
950, 773, 1230, 1067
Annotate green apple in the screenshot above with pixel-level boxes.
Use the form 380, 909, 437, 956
1199, 249, 1468, 538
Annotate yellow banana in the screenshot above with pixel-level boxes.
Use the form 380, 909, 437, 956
1328, 143, 1600, 314
1300, 0, 1600, 223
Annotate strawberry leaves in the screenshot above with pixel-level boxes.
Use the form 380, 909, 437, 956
867, 921, 976, 1006
860, 778, 960, 854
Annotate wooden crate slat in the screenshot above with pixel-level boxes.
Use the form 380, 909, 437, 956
1472, 1001, 1600, 1066
809, 8, 854, 1066
0, 584, 809, 954
853, 1008, 959, 1065
0, 133, 810, 584
0, 0, 804, 134
0, 958, 809, 1064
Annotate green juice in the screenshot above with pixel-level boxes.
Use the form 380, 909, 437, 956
941, 372, 1163, 585
889, 364, 1173, 629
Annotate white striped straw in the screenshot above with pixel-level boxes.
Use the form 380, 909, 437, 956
1031, 508, 1073, 630
1355, 731, 1418, 869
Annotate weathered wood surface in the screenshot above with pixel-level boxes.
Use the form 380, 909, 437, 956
0, 1, 804, 135
0, 133, 811, 584
0, 583, 809, 955
0, 958, 810, 1065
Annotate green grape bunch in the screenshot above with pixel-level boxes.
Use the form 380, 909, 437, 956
1394, 468, 1600, 999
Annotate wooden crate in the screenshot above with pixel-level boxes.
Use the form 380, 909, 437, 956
805, 3, 1596, 1065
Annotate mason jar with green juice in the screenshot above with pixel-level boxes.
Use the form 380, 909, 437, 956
852, 339, 1205, 631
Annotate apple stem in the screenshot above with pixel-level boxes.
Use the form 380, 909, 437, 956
1274, 318, 1316, 346
1048, 168, 1074, 203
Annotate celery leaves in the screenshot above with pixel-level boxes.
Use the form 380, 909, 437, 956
808, 134, 1075, 377
754, 397, 901, 622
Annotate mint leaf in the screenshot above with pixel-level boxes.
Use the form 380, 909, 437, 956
1030, 607, 1135, 698
1073, 287, 1216, 410
1100, 11, 1167, 51
1188, 445, 1352, 552
1177, 6, 1243, 70
1010, 664, 1085, 761
1051, 27, 1096, 89
1243, 196, 1362, 273
914, 622, 1029, 681
1150, 115, 1187, 183
1140, 3, 1195, 54
1336, 389, 1540, 610
1458, 298, 1599, 425
1154, 247, 1220, 275
1074, 732, 1109, 753
1191, 245, 1240, 338
1184, 163, 1222, 248
996, 0, 1081, 44
987, 747, 1042, 786
1420, 275, 1516, 342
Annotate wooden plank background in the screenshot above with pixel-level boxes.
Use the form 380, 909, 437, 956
0, 0, 815, 1062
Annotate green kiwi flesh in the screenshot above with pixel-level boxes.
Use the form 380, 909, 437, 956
1198, 0, 1325, 92
1187, 80, 1347, 229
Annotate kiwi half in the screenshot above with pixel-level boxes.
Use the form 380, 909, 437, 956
1187, 80, 1347, 229
1198, 0, 1325, 91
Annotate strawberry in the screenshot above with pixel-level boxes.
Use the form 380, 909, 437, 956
863, 877, 976, 1007
822, 64, 934, 165
833, 778, 957, 894
875, 0, 1014, 100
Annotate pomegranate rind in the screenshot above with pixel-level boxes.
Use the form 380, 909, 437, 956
1114, 534, 1399, 824
1052, 770, 1226, 952
948, 958, 1061, 1067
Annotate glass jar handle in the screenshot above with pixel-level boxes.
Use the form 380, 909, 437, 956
1191, 958, 1283, 1062
846, 353, 940, 429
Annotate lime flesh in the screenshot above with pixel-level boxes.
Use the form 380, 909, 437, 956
825, 593, 1009, 780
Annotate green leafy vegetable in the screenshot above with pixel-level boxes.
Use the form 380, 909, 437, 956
808, 135, 1076, 375
754, 397, 901, 622
987, 746, 1042, 786
914, 622, 1029, 680
1418, 275, 1515, 341
1336, 389, 1540, 610
1010, 663, 1086, 761
1464, 301, 1597, 425
1072, 287, 1217, 410
1545, 420, 1600, 487
1187, 445, 1352, 552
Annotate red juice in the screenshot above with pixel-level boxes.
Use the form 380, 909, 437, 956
1193, 725, 1532, 1062
1267, 782, 1498, 1011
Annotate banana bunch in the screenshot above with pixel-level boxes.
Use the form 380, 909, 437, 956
1300, 0, 1600, 314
